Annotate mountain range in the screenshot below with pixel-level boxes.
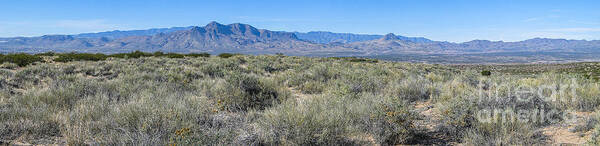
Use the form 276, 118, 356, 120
1, 21, 600, 63
73, 25, 431, 44
293, 31, 432, 44
75, 26, 194, 39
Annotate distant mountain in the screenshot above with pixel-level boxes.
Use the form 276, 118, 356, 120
294, 31, 432, 44
0, 22, 353, 54
1, 21, 600, 63
294, 31, 381, 44
344, 33, 600, 55
107, 22, 348, 54
75, 27, 432, 44
0, 35, 111, 52
75, 26, 193, 39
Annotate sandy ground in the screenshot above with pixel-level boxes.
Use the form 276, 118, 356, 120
542, 112, 593, 145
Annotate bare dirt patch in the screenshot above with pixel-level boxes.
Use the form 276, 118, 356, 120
543, 112, 593, 145
410, 100, 459, 145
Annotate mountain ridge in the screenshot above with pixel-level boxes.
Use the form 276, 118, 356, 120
66, 25, 434, 44
76, 26, 194, 39
1, 22, 599, 59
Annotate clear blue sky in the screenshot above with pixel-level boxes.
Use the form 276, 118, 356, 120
1, 0, 599, 42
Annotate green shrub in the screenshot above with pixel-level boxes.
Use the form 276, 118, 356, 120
0, 104, 61, 140
54, 53, 107, 62
257, 93, 417, 145
574, 82, 600, 111
218, 53, 236, 58
186, 53, 210, 58
435, 75, 564, 143
287, 64, 336, 87
481, 70, 492, 76
0, 53, 43, 67
299, 81, 325, 94
588, 112, 600, 145
35, 51, 56, 56
436, 95, 476, 137
245, 56, 290, 74
383, 76, 432, 102
463, 121, 543, 145
348, 58, 378, 63
150, 52, 186, 58
199, 64, 225, 77
165, 53, 185, 58
109, 51, 153, 59
328, 57, 343, 60
219, 73, 286, 111
257, 97, 353, 145
356, 95, 417, 144
153, 51, 165, 57
590, 125, 600, 145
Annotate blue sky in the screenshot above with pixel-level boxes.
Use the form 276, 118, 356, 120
1, 0, 599, 42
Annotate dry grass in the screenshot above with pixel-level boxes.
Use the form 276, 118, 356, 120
1, 54, 600, 145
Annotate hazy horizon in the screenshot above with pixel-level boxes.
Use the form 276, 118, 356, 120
1, 0, 599, 42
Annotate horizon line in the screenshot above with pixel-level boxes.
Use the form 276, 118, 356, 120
1, 21, 599, 43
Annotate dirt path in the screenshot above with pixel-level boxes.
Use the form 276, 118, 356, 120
542, 112, 593, 145
409, 100, 457, 145
287, 87, 314, 104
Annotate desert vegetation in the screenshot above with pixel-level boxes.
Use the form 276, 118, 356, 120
0, 53, 43, 67
1, 52, 600, 145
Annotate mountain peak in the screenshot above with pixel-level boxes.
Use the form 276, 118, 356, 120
228, 23, 258, 31
466, 40, 492, 43
229, 23, 248, 27
380, 33, 398, 41
206, 21, 224, 27
204, 21, 227, 30
202, 21, 233, 35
